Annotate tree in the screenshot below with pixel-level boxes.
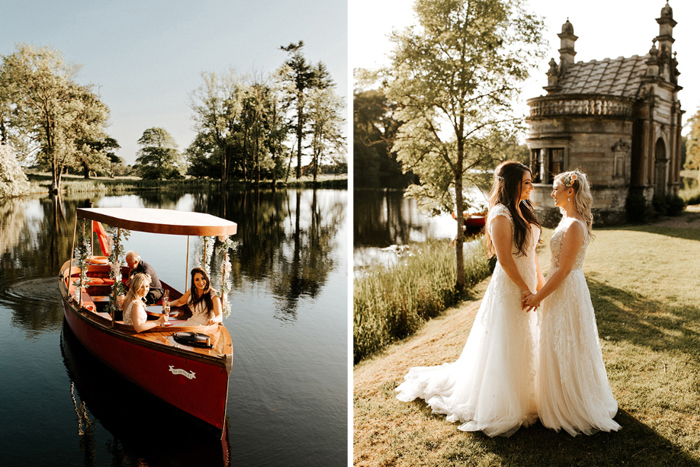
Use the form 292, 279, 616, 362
75, 135, 120, 178
306, 86, 346, 182
385, 0, 544, 289
353, 83, 415, 188
684, 110, 700, 171
133, 127, 183, 180
278, 41, 333, 179
189, 70, 244, 182
1, 44, 112, 193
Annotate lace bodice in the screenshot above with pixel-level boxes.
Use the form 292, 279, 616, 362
549, 217, 588, 270
487, 204, 541, 259
123, 299, 146, 326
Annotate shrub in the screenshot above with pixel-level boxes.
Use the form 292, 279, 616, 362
666, 194, 686, 216
680, 186, 700, 206
626, 191, 653, 224
652, 194, 670, 217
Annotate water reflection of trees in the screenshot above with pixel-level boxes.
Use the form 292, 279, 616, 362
271, 189, 345, 321
0, 194, 92, 335
136, 189, 189, 209
354, 189, 419, 247
199, 187, 346, 322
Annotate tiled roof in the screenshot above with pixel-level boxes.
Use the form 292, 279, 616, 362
556, 55, 648, 98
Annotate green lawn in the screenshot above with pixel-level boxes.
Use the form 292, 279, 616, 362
354, 223, 700, 466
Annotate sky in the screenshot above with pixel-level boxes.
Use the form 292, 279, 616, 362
349, 0, 700, 135
0, 0, 348, 165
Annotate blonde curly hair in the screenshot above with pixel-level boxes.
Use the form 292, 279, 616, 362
554, 170, 594, 239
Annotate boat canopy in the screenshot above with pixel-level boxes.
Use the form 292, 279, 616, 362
77, 208, 237, 237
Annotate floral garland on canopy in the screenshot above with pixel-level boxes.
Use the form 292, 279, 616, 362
197, 236, 215, 278
107, 226, 130, 317
215, 235, 234, 317
72, 219, 92, 304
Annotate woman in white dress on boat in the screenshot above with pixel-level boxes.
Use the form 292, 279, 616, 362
123, 273, 167, 332
169, 267, 223, 326
396, 161, 545, 437
523, 171, 620, 436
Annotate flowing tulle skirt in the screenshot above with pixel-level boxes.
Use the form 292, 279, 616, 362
536, 268, 620, 436
396, 263, 538, 437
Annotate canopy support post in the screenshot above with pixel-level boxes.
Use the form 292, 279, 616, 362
68, 213, 78, 288
112, 227, 121, 327
185, 236, 190, 292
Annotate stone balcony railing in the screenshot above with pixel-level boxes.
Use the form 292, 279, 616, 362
527, 95, 634, 118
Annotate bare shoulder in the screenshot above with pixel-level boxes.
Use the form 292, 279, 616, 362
490, 215, 511, 235
563, 218, 585, 244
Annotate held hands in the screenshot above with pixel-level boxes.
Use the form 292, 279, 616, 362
521, 290, 541, 312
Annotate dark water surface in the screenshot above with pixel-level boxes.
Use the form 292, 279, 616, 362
0, 187, 348, 466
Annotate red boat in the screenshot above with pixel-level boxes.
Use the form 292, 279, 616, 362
452, 211, 487, 229
58, 208, 237, 438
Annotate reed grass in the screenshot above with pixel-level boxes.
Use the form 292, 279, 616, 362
353, 239, 492, 364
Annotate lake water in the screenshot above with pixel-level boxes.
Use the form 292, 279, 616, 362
0, 187, 348, 466
353, 189, 486, 271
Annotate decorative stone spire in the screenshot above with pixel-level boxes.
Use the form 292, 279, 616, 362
655, 1, 676, 55
557, 19, 578, 73
645, 39, 659, 78
544, 58, 561, 93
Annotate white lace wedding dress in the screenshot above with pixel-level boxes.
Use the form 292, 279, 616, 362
396, 204, 539, 437
537, 217, 620, 436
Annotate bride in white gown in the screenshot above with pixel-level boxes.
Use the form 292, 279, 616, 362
523, 171, 620, 436
396, 161, 545, 437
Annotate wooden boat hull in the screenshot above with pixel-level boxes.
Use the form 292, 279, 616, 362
59, 268, 232, 435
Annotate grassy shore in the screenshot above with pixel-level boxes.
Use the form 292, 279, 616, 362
24, 172, 347, 195
354, 217, 700, 466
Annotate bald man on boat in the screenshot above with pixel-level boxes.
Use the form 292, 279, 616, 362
125, 250, 164, 305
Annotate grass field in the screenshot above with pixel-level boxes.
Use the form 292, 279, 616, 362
354, 218, 700, 466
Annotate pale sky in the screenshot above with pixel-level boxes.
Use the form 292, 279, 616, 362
0, 0, 348, 165
349, 0, 699, 134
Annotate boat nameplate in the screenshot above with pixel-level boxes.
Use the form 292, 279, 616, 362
169, 365, 196, 380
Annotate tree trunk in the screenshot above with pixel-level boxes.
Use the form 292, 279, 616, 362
221, 143, 229, 183
51, 152, 61, 195
296, 97, 303, 179
255, 131, 260, 186
312, 150, 319, 183
0, 119, 7, 145
271, 147, 278, 191
454, 141, 465, 291
244, 127, 250, 185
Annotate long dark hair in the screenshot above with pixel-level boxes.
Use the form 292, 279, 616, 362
189, 267, 214, 318
484, 161, 541, 257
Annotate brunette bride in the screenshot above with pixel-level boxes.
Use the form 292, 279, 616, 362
396, 161, 545, 437
523, 170, 620, 436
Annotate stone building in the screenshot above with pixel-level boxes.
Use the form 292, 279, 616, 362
526, 2, 682, 225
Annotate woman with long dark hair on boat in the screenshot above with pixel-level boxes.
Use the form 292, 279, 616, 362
123, 273, 167, 332
169, 267, 223, 326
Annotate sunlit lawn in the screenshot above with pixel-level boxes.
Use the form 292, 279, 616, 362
354, 223, 700, 466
